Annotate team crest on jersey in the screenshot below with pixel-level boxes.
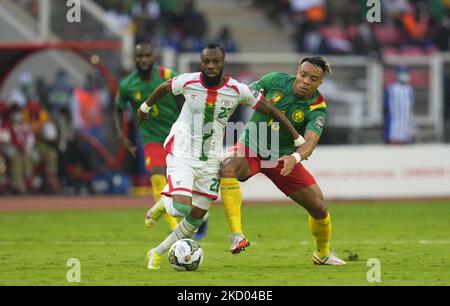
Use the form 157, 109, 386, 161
134, 91, 142, 102
271, 92, 284, 104
292, 110, 304, 122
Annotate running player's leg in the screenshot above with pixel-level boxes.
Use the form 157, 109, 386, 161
220, 145, 256, 253
288, 186, 346, 265
144, 143, 178, 230
262, 163, 346, 265
147, 155, 195, 269
148, 194, 211, 270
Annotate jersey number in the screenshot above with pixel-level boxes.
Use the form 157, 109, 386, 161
218, 107, 231, 119
209, 178, 220, 192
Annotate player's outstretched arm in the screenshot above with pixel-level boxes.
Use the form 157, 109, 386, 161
137, 79, 172, 125
256, 98, 305, 146
280, 130, 320, 176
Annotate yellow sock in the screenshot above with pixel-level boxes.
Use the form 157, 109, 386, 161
309, 213, 331, 258
150, 174, 178, 230
220, 178, 243, 234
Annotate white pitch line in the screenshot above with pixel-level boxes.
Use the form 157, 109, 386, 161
419, 240, 450, 244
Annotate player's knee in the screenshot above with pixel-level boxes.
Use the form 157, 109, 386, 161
308, 198, 328, 219
149, 167, 166, 177
309, 205, 328, 220
220, 159, 238, 178
190, 206, 207, 219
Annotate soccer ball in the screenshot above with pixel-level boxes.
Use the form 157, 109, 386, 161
168, 239, 204, 271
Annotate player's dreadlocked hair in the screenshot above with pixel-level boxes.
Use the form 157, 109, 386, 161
300, 57, 333, 75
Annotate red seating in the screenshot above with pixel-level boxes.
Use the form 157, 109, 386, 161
373, 25, 402, 45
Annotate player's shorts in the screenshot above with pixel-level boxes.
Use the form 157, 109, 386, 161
228, 142, 317, 196
161, 153, 220, 209
144, 143, 167, 171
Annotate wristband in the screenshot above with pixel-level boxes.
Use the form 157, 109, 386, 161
140, 102, 152, 113
291, 152, 301, 163
294, 135, 306, 147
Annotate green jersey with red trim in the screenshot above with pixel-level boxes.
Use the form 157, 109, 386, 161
115, 65, 179, 144
240, 72, 327, 159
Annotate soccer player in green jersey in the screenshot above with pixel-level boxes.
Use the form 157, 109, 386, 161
220, 57, 347, 265
114, 43, 180, 231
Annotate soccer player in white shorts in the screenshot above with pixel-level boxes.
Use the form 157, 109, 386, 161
137, 43, 305, 269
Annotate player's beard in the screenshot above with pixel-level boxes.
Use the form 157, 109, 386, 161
137, 64, 153, 78
202, 70, 223, 88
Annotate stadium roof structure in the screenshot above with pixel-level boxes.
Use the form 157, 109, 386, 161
0, 41, 121, 93
0, 41, 124, 170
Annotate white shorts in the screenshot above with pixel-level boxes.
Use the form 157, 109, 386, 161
161, 154, 220, 209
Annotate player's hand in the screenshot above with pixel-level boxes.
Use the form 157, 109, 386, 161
137, 109, 148, 126
119, 136, 137, 158
279, 155, 297, 177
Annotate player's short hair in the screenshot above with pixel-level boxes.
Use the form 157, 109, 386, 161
300, 57, 333, 75
203, 43, 225, 58
135, 42, 153, 50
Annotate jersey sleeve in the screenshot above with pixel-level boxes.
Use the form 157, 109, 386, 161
171, 73, 194, 96
250, 72, 279, 92
114, 81, 129, 110
238, 83, 264, 109
305, 109, 327, 135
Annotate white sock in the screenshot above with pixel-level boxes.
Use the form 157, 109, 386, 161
155, 218, 197, 254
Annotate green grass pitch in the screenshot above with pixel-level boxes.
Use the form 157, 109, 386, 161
1, 201, 449, 285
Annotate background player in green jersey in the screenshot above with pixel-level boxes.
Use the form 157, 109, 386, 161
114, 43, 181, 231
220, 57, 347, 265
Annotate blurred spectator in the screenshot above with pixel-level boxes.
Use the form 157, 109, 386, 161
444, 70, 450, 143
0, 105, 11, 193
435, 15, 450, 51
214, 26, 239, 53
178, 0, 209, 52
46, 70, 74, 117
22, 92, 60, 193
70, 73, 108, 144
4, 104, 36, 194
132, 0, 161, 43
401, 2, 431, 47
384, 65, 415, 144
8, 72, 34, 108
37, 119, 60, 193
55, 106, 95, 195
351, 23, 380, 57
295, 21, 329, 53
35, 77, 49, 111
290, 0, 327, 27
182, 0, 208, 39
